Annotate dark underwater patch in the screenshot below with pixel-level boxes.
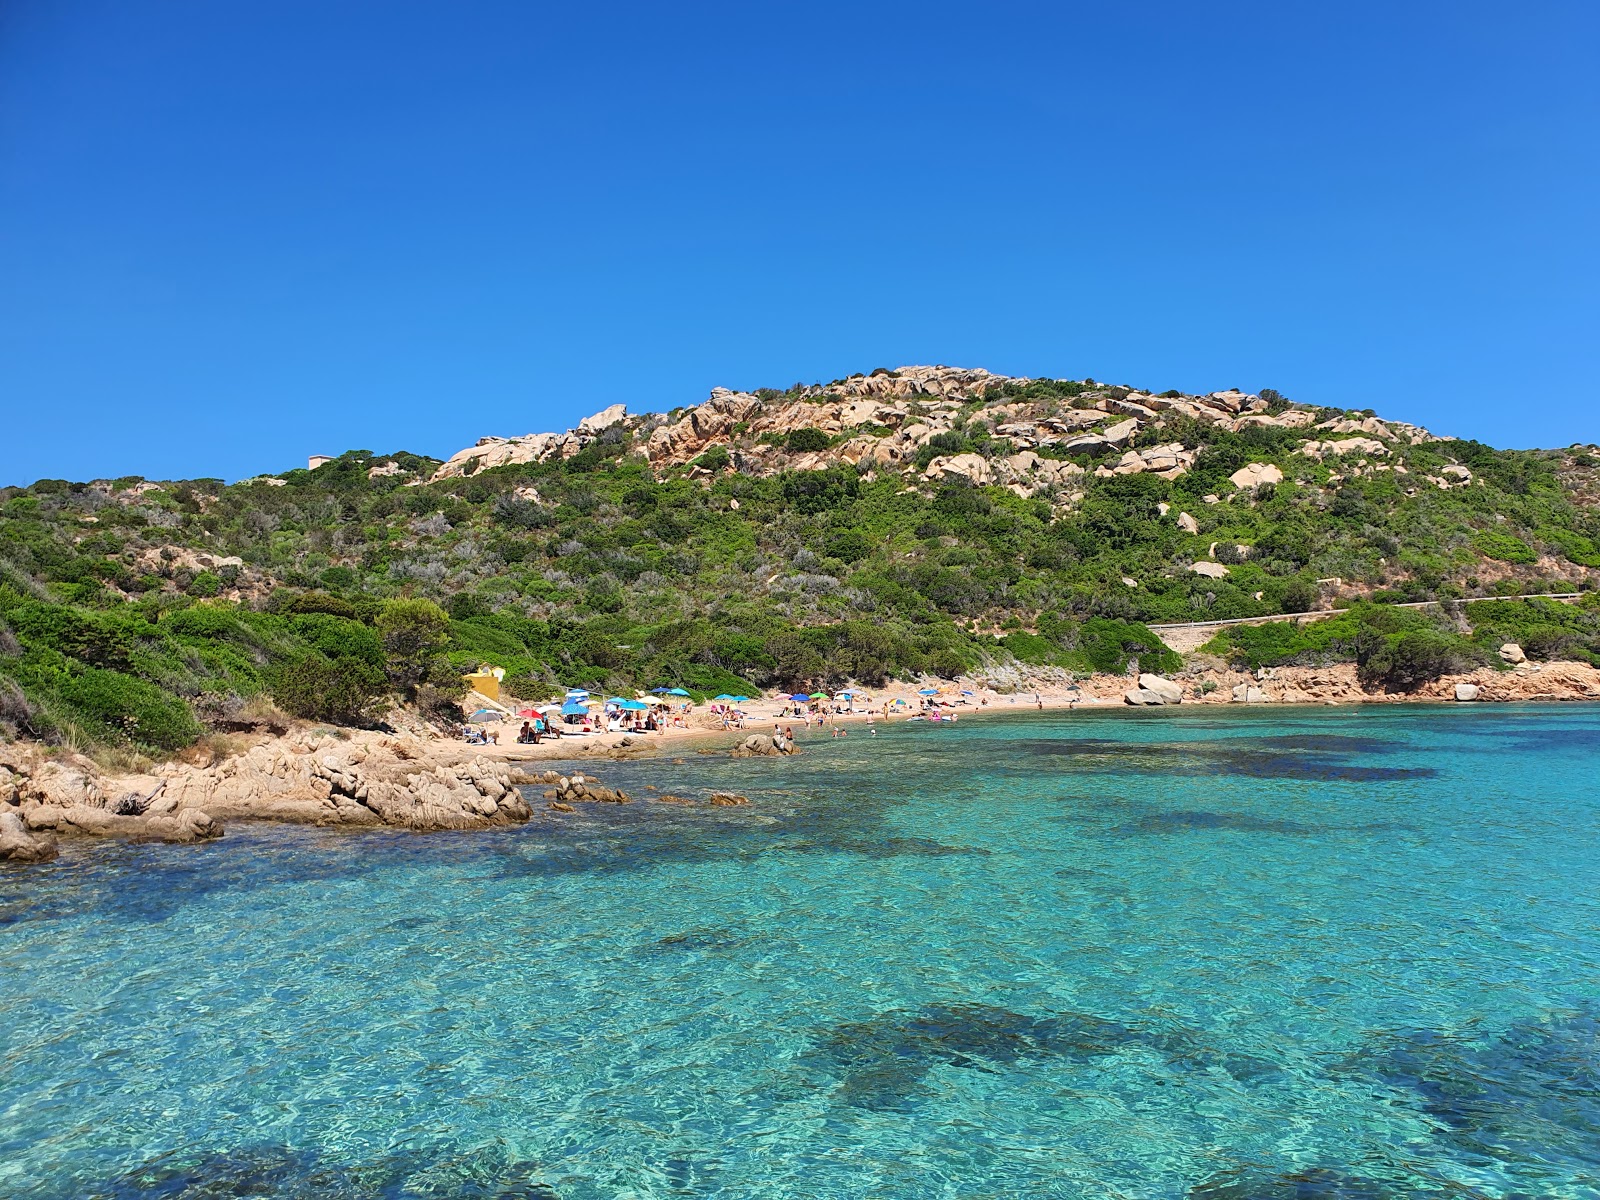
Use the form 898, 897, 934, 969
1021, 738, 1434, 783
1118, 810, 1317, 836
801, 1002, 1281, 1111
46, 1141, 562, 1200
1343, 1001, 1600, 1170
0, 828, 397, 929
647, 925, 745, 953
1186, 1165, 1458, 1199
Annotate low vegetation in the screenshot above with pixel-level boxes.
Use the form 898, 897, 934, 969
3, 369, 1599, 751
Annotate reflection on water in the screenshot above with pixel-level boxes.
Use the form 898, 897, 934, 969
2, 703, 1599, 1198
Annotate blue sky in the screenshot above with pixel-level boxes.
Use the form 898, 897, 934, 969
2, 1, 1596, 485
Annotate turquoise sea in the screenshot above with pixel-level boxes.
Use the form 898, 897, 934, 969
3, 704, 1600, 1199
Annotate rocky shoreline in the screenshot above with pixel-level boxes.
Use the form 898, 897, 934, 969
4, 665, 1597, 865
0, 728, 531, 863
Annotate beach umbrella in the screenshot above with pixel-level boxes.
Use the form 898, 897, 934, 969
918, 688, 938, 695
789, 693, 810, 702
515, 707, 541, 718
560, 700, 589, 716
666, 688, 691, 697
960, 690, 974, 696
808, 692, 827, 700
713, 693, 736, 701
731, 696, 750, 704
643, 696, 670, 706
468, 709, 503, 723
619, 699, 649, 711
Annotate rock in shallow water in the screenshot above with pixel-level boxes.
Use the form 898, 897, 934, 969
0, 809, 58, 863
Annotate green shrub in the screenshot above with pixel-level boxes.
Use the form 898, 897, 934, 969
1474, 530, 1536, 564
1356, 628, 1472, 691
187, 572, 222, 597
269, 653, 386, 724
786, 428, 831, 453
55, 667, 203, 750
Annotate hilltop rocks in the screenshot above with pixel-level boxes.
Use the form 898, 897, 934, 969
1176, 511, 1199, 534
1189, 561, 1230, 578
1229, 462, 1284, 490
923, 453, 992, 485
1299, 437, 1387, 460
423, 364, 1446, 503
577, 403, 627, 435
1095, 442, 1197, 479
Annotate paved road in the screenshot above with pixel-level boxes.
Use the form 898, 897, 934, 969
1149, 592, 1585, 653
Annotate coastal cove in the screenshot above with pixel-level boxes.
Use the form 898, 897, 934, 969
4, 704, 1599, 1198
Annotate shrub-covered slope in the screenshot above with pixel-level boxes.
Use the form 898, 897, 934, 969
4, 365, 1599, 754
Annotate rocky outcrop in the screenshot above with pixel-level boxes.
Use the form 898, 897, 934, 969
550, 772, 631, 805
1125, 675, 1183, 706
730, 733, 797, 757
1299, 437, 1388, 460
145, 734, 532, 830
0, 729, 533, 861
1499, 643, 1526, 664
1231, 683, 1267, 703
1229, 462, 1284, 490
1, 748, 225, 849
1454, 683, 1481, 701
0, 810, 57, 863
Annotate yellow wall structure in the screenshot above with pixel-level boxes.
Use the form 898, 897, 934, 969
462, 667, 504, 703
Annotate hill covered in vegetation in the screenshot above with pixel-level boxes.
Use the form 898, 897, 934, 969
5, 364, 1600, 758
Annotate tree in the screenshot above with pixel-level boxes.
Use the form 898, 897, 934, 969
377, 598, 452, 697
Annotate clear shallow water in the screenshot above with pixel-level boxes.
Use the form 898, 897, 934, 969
3, 705, 1600, 1199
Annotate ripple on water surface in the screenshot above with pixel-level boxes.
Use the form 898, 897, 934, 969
2, 704, 1599, 1198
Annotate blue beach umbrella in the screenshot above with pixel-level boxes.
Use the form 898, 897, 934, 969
731, 696, 750, 704
560, 700, 589, 716
618, 699, 649, 711
918, 688, 938, 695
713, 694, 736, 701
666, 688, 691, 697
789, 693, 810, 702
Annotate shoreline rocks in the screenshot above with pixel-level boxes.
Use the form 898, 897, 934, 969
0, 728, 534, 863
1125, 674, 1184, 706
